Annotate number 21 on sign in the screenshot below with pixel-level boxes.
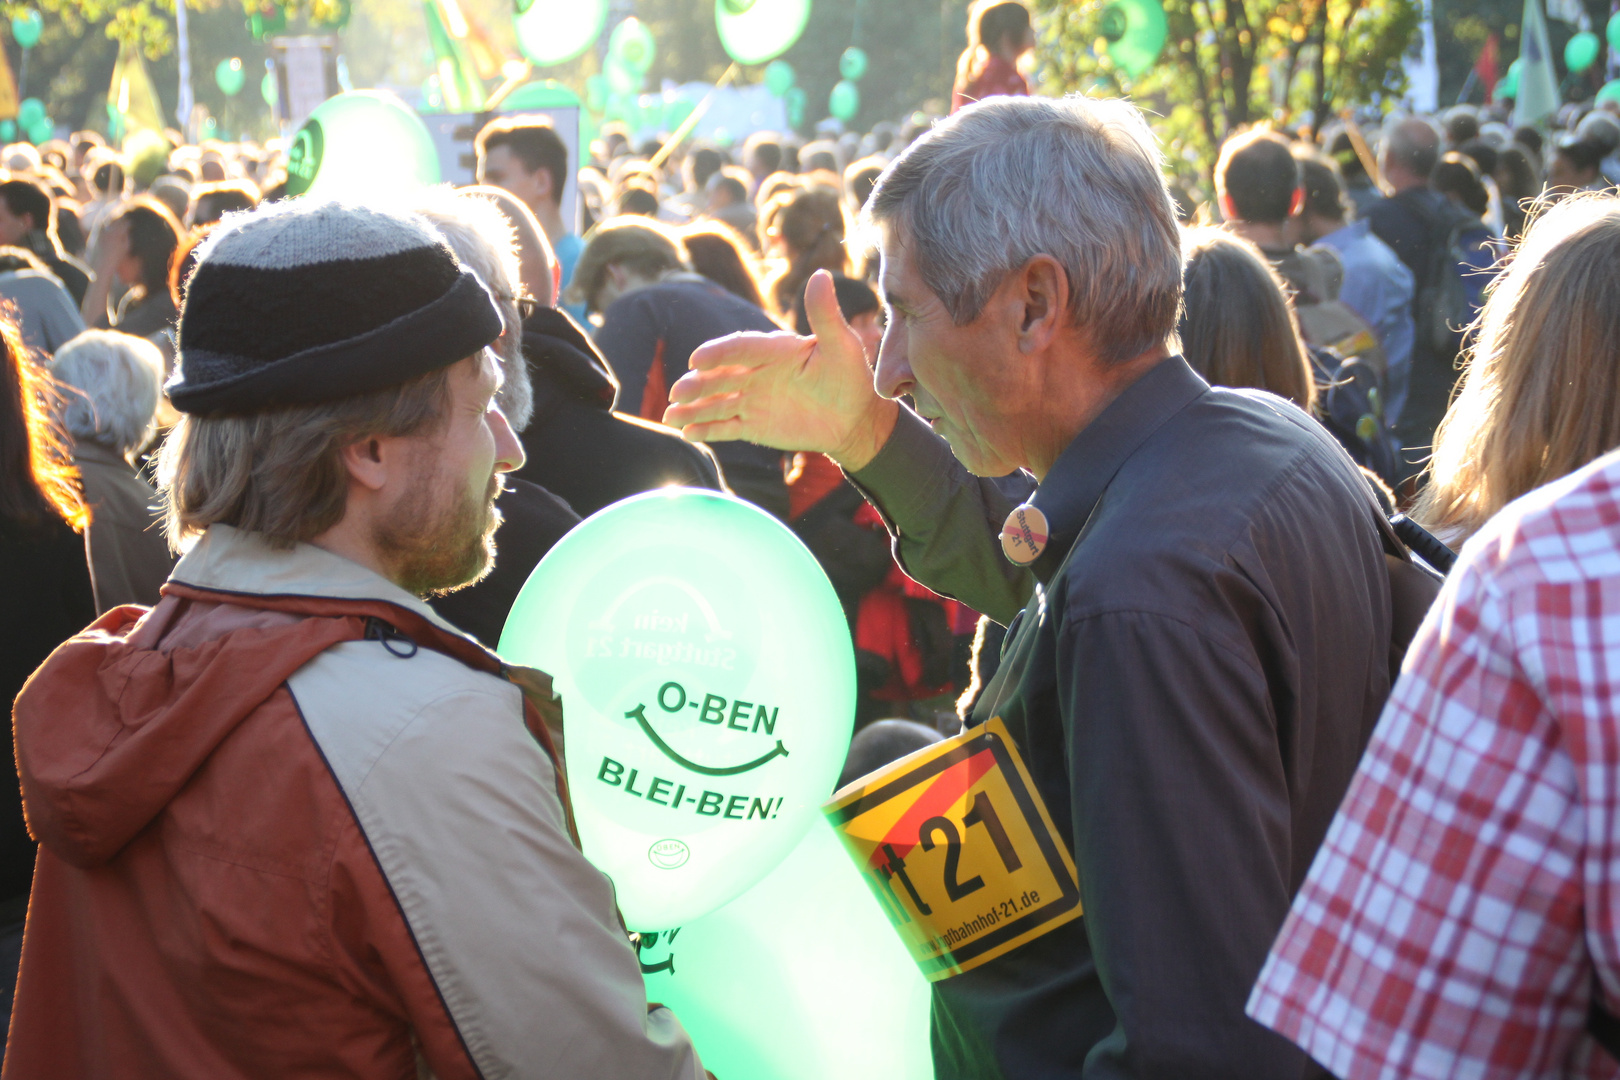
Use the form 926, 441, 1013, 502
823, 717, 1082, 980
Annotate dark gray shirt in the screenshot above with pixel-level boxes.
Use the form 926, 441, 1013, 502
849, 355, 1392, 1079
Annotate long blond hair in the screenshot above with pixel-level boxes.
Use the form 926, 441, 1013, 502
1414, 192, 1620, 542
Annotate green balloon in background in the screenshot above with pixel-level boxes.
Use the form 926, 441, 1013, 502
498, 489, 856, 930
10, 9, 41, 49
716, 0, 812, 66
247, 4, 286, 40
216, 57, 246, 97
1495, 57, 1522, 101
828, 79, 859, 121
1103, 0, 1166, 78
261, 70, 279, 106
1566, 30, 1601, 74
1610, 12, 1620, 53
1600, 79, 1620, 105
26, 118, 50, 145
839, 46, 868, 82
784, 84, 806, 128
640, 818, 933, 1080
764, 59, 795, 96
515, 0, 608, 66
0, 121, 15, 142
610, 16, 656, 74
502, 79, 582, 110
284, 90, 440, 199
605, 59, 641, 98
17, 98, 44, 129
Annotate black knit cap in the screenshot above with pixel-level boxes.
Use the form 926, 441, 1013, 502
167, 199, 502, 415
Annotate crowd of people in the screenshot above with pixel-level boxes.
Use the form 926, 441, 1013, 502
1, 0, 1620, 1071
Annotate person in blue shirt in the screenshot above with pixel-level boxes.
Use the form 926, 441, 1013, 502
1295, 154, 1416, 426
475, 117, 585, 319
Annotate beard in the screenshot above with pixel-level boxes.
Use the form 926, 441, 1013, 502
375, 458, 504, 599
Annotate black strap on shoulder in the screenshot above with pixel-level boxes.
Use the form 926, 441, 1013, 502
1389, 513, 1456, 574
1591, 979, 1620, 1060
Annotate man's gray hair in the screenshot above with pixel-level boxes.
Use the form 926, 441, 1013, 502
1382, 115, 1441, 181
49, 329, 164, 457
414, 187, 535, 432
863, 95, 1182, 362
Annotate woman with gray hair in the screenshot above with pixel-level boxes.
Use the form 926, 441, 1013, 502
48, 329, 174, 610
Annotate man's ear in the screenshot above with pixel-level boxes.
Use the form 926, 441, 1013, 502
338, 436, 392, 493
1289, 186, 1305, 217
1014, 254, 1069, 355
1218, 192, 1237, 222
534, 166, 555, 202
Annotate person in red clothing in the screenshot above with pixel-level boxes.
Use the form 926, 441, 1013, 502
951, 0, 1035, 113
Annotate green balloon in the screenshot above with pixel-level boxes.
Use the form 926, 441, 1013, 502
10, 9, 41, 50
1104, 0, 1167, 78
1610, 11, 1620, 53
1, 120, 17, 142
1566, 30, 1600, 74
1495, 58, 1521, 102
515, 0, 608, 66
261, 70, 278, 107
16, 98, 44, 129
764, 59, 795, 96
610, 16, 656, 74
1600, 79, 1620, 105
828, 79, 859, 122
284, 90, 440, 199
716, 0, 811, 67
839, 46, 868, 82
584, 73, 608, 112
784, 85, 806, 128
640, 819, 933, 1080
216, 57, 246, 97
247, 4, 286, 40
26, 118, 50, 145
605, 59, 641, 98
498, 489, 856, 929
502, 79, 583, 110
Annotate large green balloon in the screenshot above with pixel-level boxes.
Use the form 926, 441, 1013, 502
216, 57, 246, 97
499, 489, 856, 929
605, 58, 641, 98
839, 46, 868, 82
25, 118, 50, 145
515, 0, 608, 66
764, 59, 795, 96
1566, 30, 1601, 75
261, 70, 278, 107
1102, 0, 1166, 78
640, 818, 933, 1080
1495, 58, 1521, 102
610, 16, 656, 74
10, 9, 41, 50
828, 79, 859, 121
1600, 79, 1620, 105
1610, 12, 1620, 53
715, 0, 812, 67
284, 90, 440, 199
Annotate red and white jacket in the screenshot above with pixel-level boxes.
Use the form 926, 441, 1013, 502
7, 524, 704, 1079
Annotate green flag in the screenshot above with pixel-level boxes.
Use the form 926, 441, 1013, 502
1513, 0, 1562, 128
422, 0, 484, 112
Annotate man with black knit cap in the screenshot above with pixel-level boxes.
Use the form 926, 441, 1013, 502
5, 199, 707, 1080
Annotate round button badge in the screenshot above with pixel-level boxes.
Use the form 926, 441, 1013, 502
999, 503, 1049, 566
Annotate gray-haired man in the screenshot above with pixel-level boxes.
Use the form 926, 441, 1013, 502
667, 94, 1394, 1078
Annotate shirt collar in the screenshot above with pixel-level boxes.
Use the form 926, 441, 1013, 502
1025, 355, 1208, 583
170, 523, 475, 641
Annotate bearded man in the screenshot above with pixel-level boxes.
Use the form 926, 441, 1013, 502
5, 201, 707, 1079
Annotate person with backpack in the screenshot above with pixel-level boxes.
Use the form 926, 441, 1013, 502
1365, 116, 1495, 476
1214, 129, 1401, 485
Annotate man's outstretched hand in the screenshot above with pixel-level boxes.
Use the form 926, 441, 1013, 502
663, 269, 899, 471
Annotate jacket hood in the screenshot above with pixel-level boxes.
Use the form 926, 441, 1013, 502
12, 526, 497, 868
521, 306, 619, 414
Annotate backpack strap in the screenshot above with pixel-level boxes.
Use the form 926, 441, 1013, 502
1591, 977, 1620, 1060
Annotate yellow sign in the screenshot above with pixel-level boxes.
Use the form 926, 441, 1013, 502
824, 717, 1081, 981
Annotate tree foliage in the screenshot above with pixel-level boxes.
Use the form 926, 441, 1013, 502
1035, 0, 1419, 186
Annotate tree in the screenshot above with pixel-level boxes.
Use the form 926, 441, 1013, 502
1034, 0, 1419, 187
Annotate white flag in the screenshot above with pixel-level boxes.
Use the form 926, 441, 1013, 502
1545, 0, 1590, 29
1514, 0, 1562, 129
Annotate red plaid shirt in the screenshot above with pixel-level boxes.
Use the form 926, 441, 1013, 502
1247, 451, 1620, 1079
